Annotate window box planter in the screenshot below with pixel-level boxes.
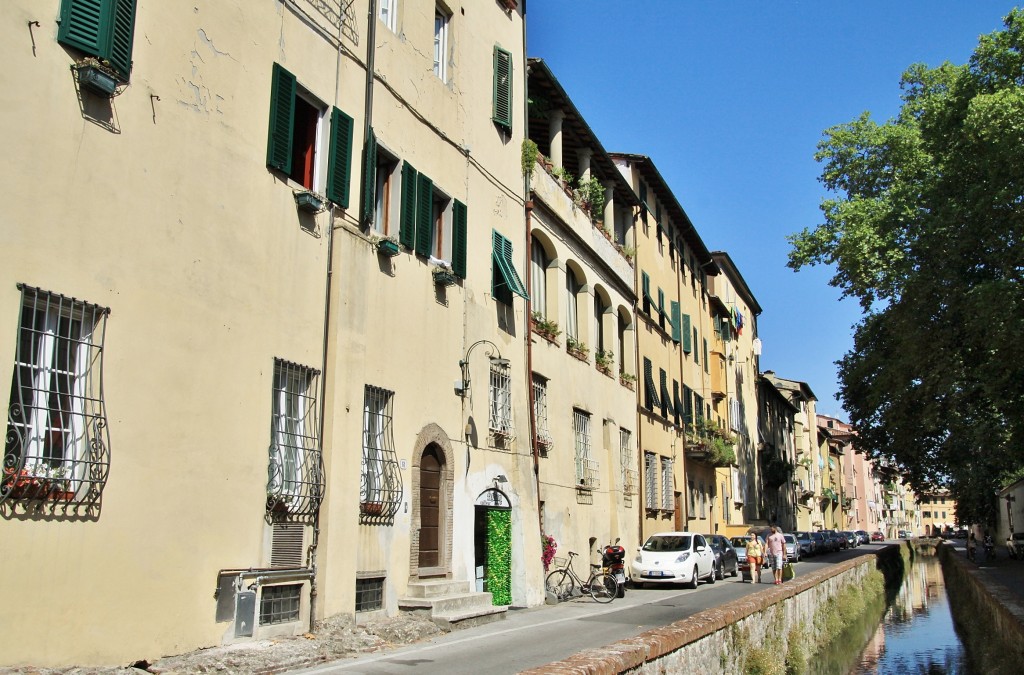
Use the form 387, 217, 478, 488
78, 64, 118, 96
433, 268, 458, 286
294, 190, 326, 213
619, 374, 636, 391
376, 238, 401, 257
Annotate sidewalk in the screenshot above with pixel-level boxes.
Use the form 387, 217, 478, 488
947, 539, 1024, 612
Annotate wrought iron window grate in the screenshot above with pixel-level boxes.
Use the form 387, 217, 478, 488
573, 409, 598, 489
259, 584, 302, 625
361, 385, 403, 523
644, 452, 657, 509
620, 428, 637, 496
267, 359, 323, 522
532, 374, 552, 452
489, 361, 514, 439
3, 284, 111, 512
661, 457, 674, 510
355, 577, 385, 612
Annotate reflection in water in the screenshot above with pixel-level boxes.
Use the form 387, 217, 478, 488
846, 557, 972, 675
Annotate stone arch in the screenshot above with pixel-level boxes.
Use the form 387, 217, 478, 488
409, 423, 455, 578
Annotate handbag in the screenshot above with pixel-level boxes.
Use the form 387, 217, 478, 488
782, 561, 795, 581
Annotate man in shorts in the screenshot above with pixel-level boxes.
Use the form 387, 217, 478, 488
766, 526, 787, 584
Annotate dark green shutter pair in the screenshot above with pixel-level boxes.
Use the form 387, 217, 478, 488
59, 0, 136, 80
641, 272, 655, 315
492, 47, 513, 130
683, 385, 694, 425
670, 302, 682, 343
398, 162, 467, 278
266, 64, 354, 207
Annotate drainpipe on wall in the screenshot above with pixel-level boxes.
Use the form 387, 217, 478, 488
521, 8, 544, 544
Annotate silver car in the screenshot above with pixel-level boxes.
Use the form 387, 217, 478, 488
783, 533, 800, 562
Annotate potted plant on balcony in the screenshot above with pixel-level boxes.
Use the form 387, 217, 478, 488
293, 189, 326, 213
530, 311, 561, 342
374, 235, 401, 257
619, 372, 636, 390
594, 349, 614, 376
565, 336, 589, 361
361, 501, 385, 516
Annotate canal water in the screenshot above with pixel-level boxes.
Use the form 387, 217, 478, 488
817, 556, 974, 674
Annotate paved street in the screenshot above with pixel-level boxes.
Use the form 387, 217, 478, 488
292, 545, 885, 674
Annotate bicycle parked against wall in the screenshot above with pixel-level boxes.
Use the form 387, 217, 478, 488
545, 550, 617, 603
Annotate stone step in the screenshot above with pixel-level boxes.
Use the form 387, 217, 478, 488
404, 579, 473, 599
399, 591, 495, 615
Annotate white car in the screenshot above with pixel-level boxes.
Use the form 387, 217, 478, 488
630, 532, 716, 589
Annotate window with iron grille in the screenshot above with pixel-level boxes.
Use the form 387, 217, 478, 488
532, 373, 552, 452
267, 359, 323, 519
355, 577, 385, 612
361, 386, 403, 521
620, 428, 637, 496
259, 584, 302, 625
489, 361, 514, 438
3, 285, 110, 509
661, 457, 673, 510
574, 409, 598, 489
644, 452, 657, 509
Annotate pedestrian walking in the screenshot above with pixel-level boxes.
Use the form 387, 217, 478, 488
746, 532, 763, 583
766, 526, 787, 585
967, 532, 977, 561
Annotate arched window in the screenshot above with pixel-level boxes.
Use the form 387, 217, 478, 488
566, 267, 581, 340
530, 237, 549, 318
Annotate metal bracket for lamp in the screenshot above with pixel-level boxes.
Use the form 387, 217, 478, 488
456, 339, 508, 397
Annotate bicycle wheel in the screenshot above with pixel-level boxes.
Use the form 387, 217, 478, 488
545, 569, 575, 601
589, 573, 616, 603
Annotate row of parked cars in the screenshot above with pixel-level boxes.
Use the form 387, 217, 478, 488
628, 527, 888, 589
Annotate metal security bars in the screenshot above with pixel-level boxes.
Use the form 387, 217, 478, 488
532, 374, 552, 453
644, 452, 657, 509
661, 457, 674, 511
355, 577, 385, 612
267, 359, 323, 522
361, 385, 403, 523
620, 428, 637, 496
3, 285, 111, 512
259, 584, 302, 625
574, 409, 598, 489
489, 361, 514, 439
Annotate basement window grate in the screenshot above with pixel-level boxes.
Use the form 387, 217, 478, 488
259, 584, 302, 625
355, 577, 384, 612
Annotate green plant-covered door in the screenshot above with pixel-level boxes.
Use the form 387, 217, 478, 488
474, 489, 512, 606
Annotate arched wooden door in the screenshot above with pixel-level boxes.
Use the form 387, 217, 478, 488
419, 446, 443, 569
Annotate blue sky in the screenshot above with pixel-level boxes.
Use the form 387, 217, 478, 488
527, 2, 1014, 418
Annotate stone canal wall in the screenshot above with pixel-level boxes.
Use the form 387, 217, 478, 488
523, 546, 906, 675
939, 542, 1024, 675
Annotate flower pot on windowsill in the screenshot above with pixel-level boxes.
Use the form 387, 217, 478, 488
376, 239, 401, 257
361, 501, 384, 516
294, 190, 326, 213
74, 60, 121, 97
433, 268, 458, 286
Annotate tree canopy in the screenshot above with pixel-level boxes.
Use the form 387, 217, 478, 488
788, 9, 1024, 526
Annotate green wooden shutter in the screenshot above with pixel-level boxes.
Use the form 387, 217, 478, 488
415, 173, 434, 256
399, 161, 418, 249
452, 200, 468, 279
641, 272, 651, 314
59, 0, 105, 56
492, 46, 513, 130
360, 128, 377, 225
639, 183, 648, 224
326, 107, 354, 208
670, 301, 681, 343
694, 329, 700, 364
107, 0, 136, 78
703, 338, 709, 371
266, 63, 296, 174
660, 369, 671, 418
682, 314, 692, 353
657, 289, 665, 318
643, 358, 655, 410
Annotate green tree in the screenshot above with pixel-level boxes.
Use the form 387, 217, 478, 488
788, 9, 1024, 526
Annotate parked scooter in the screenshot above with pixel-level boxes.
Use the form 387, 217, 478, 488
603, 538, 627, 598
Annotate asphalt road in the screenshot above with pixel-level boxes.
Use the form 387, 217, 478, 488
292, 544, 888, 675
